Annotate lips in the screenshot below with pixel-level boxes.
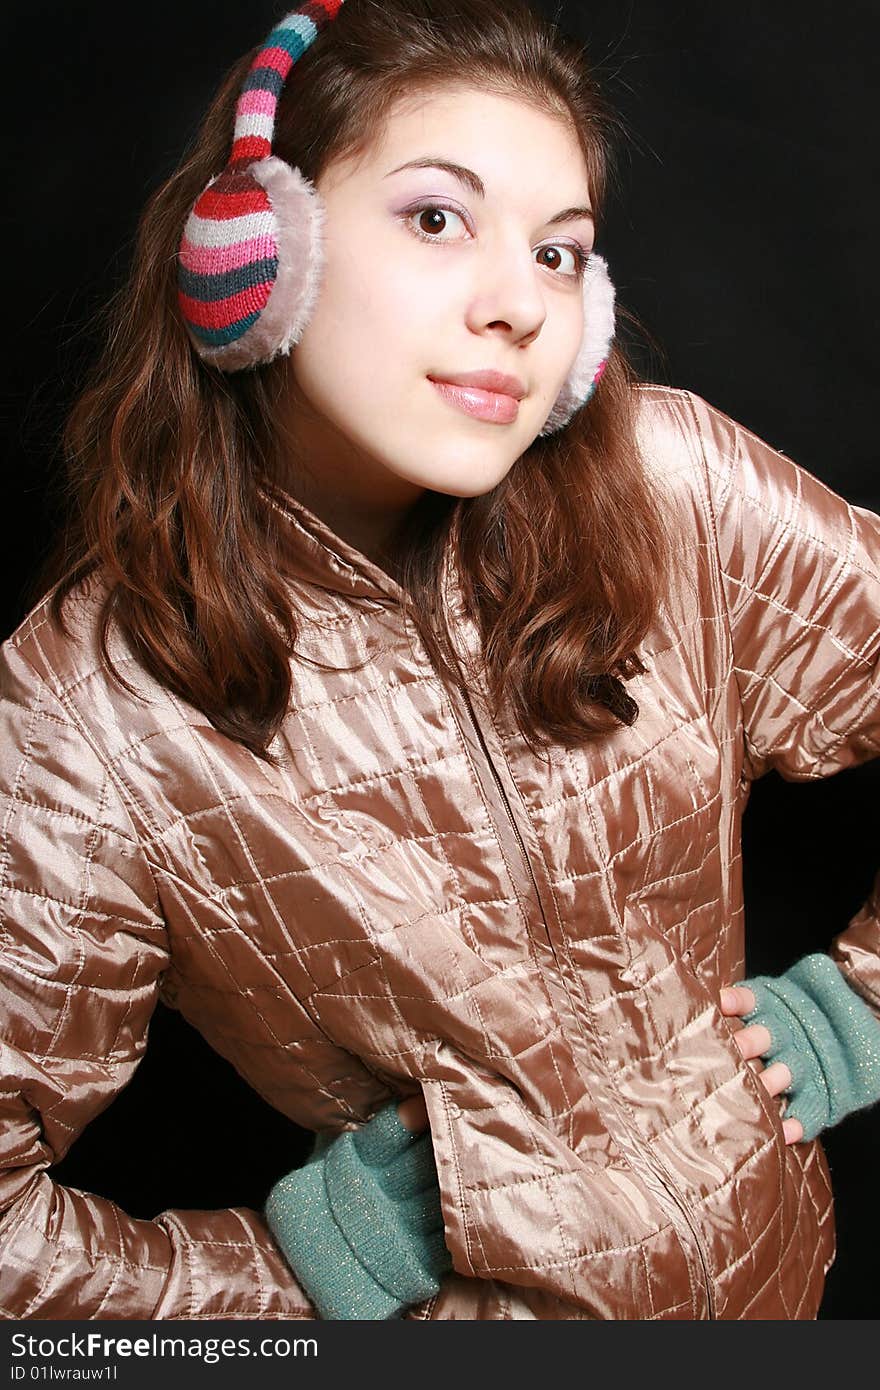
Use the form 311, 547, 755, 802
428, 378, 521, 424
427, 370, 526, 400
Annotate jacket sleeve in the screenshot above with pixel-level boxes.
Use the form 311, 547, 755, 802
687, 390, 880, 1019
0, 636, 324, 1320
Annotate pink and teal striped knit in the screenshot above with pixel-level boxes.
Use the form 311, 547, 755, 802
177, 0, 344, 360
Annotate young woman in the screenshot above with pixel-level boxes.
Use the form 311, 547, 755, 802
1, 0, 878, 1321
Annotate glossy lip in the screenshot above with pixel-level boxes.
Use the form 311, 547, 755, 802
428, 378, 521, 424
427, 369, 526, 401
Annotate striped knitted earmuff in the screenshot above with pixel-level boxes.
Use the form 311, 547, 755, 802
177, 1, 344, 372
176, 0, 615, 434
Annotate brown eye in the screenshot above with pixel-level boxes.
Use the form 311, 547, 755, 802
406, 204, 468, 242
418, 208, 448, 235
536, 244, 583, 277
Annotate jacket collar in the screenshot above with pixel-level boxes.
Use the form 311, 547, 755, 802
256, 480, 471, 654
257, 479, 408, 605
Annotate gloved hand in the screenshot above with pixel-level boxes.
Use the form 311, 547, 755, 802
264, 1099, 452, 1319
733, 952, 880, 1142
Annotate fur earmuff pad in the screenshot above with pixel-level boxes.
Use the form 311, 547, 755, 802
538, 253, 616, 436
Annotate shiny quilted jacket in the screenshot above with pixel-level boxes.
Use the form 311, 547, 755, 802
1, 385, 878, 1320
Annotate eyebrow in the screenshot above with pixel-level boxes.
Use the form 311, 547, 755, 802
384, 157, 594, 225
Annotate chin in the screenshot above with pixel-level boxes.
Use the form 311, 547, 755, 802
410, 452, 520, 497
420, 473, 510, 500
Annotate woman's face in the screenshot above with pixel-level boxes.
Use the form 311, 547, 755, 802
280, 84, 594, 550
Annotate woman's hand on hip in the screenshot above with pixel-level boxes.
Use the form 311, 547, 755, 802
719, 985, 805, 1145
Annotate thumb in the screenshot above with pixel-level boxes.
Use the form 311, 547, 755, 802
397, 1093, 429, 1133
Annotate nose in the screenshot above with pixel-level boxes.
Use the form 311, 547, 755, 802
465, 235, 547, 346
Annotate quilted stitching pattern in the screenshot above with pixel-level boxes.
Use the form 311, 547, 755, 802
0, 382, 875, 1318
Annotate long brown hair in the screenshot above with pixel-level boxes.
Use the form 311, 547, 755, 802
28, 0, 681, 763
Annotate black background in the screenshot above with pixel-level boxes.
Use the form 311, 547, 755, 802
3, 1, 878, 1318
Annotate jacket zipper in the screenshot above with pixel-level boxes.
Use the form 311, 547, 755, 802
455, 683, 717, 1320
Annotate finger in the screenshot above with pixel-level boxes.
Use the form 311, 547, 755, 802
757, 1060, 792, 1098
397, 1094, 429, 1133
731, 1021, 772, 1060
783, 1117, 804, 1144
719, 985, 756, 1016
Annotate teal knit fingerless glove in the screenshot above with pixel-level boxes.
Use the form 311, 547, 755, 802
264, 1100, 452, 1320
735, 953, 880, 1142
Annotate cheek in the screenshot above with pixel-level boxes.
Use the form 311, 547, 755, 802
528, 307, 584, 413
304, 245, 425, 380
